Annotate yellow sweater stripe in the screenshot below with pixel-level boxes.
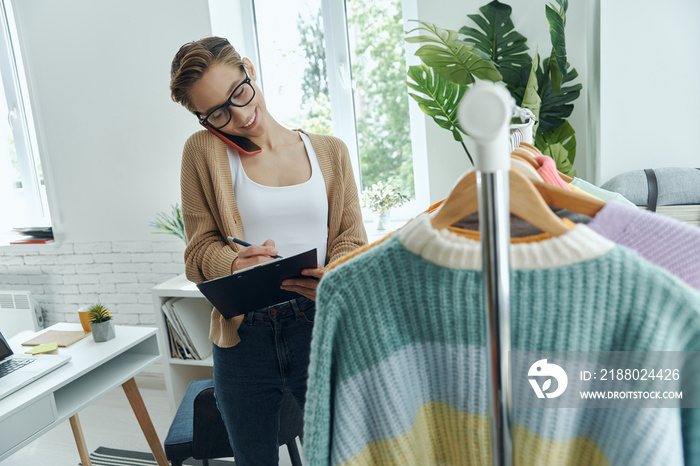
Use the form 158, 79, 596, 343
339, 401, 609, 466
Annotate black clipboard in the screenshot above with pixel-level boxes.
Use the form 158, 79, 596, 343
196, 248, 317, 318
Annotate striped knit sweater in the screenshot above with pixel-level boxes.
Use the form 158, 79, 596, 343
305, 213, 700, 465
180, 129, 367, 347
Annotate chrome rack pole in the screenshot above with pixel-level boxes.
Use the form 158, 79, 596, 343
458, 83, 513, 466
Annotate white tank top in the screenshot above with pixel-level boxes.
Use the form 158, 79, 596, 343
228, 132, 329, 265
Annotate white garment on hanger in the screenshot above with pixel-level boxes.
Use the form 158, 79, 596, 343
511, 158, 544, 182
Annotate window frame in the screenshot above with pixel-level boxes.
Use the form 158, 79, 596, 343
0, 0, 47, 225
318, 0, 361, 190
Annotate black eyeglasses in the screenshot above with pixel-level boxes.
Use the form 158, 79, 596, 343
196, 68, 255, 130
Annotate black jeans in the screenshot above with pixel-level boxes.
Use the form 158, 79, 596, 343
212, 297, 315, 465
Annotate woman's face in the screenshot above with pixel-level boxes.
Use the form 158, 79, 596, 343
189, 61, 267, 138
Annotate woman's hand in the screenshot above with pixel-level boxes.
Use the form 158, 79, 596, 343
232, 239, 278, 273
281, 265, 326, 301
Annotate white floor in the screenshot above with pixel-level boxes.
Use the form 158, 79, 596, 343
2, 374, 298, 465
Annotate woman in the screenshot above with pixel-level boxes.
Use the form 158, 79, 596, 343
169, 36, 367, 465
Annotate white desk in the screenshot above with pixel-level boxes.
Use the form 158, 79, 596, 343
0, 323, 167, 465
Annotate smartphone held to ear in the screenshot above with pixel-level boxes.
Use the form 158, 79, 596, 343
202, 124, 262, 155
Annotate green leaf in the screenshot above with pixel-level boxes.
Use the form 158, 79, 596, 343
406, 21, 501, 85
522, 51, 541, 133
537, 61, 581, 133
150, 203, 186, 242
543, 142, 573, 174
545, 0, 568, 93
547, 48, 563, 94
458, 0, 531, 90
406, 64, 466, 142
535, 120, 576, 174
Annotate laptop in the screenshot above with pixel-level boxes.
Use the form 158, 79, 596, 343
0, 329, 71, 400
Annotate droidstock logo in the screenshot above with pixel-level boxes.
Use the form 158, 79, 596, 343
528, 359, 568, 399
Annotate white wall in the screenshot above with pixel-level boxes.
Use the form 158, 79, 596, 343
11, 0, 211, 243
598, 0, 700, 184
0, 0, 212, 329
410, 0, 594, 202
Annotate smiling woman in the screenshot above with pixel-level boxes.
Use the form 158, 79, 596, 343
169, 36, 367, 466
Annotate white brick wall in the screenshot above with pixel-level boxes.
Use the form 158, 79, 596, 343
0, 240, 185, 327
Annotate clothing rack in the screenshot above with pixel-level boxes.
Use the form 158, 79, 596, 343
458, 83, 515, 466
509, 106, 535, 152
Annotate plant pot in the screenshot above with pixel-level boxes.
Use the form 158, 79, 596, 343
376, 210, 390, 231
91, 321, 115, 342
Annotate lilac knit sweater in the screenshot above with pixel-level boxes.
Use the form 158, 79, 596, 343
588, 200, 700, 290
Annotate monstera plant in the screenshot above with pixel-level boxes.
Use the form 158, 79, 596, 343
406, 0, 581, 175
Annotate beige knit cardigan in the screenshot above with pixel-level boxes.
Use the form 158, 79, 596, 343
180, 129, 368, 347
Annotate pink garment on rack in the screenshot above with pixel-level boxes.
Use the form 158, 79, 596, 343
534, 155, 571, 190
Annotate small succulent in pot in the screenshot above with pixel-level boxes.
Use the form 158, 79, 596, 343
88, 303, 112, 323
88, 303, 115, 342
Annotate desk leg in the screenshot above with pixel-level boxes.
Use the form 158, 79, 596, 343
69, 413, 92, 466
122, 377, 169, 466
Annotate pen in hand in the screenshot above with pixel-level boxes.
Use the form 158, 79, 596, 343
227, 236, 283, 259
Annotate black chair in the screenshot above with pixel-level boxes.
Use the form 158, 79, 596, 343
164, 379, 303, 466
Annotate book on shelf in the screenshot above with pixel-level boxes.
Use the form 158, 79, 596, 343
164, 317, 194, 360
163, 299, 198, 358
10, 238, 55, 245
161, 297, 213, 360
170, 298, 213, 359
162, 300, 196, 359
164, 319, 178, 358
11, 226, 54, 244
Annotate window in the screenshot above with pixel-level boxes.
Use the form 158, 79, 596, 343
0, 0, 49, 233
212, 0, 424, 220
254, 0, 332, 135
346, 0, 414, 199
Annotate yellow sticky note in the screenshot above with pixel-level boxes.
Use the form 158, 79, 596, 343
25, 342, 59, 355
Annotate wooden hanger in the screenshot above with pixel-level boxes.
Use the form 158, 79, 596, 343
560, 173, 574, 183
431, 169, 573, 236
511, 152, 530, 166
511, 148, 539, 170
511, 156, 543, 182
430, 167, 605, 234
531, 177, 604, 217
518, 142, 574, 183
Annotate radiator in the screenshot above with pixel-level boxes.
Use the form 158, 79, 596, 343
0, 291, 43, 339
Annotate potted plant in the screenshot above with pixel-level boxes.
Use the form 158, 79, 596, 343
405, 0, 581, 175
88, 303, 115, 342
361, 181, 408, 231
150, 203, 186, 243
